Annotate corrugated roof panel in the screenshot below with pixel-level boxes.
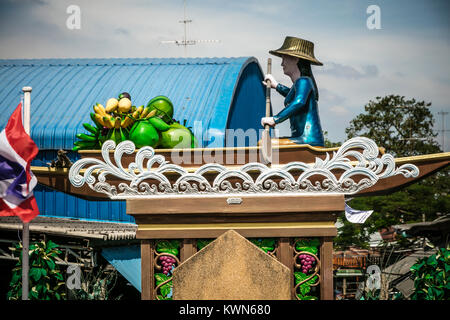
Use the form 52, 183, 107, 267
0, 57, 262, 149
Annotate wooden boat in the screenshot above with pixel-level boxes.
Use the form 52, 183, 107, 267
32, 142, 450, 201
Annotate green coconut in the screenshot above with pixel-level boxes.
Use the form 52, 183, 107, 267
146, 96, 174, 123
129, 120, 160, 148
159, 122, 194, 149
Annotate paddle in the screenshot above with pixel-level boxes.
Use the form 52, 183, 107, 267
261, 58, 272, 164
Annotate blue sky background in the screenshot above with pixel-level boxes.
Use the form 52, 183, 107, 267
0, 0, 449, 150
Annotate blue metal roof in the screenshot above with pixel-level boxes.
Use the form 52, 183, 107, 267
0, 57, 266, 223
0, 57, 265, 149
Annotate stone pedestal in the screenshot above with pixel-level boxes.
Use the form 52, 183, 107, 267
172, 230, 291, 300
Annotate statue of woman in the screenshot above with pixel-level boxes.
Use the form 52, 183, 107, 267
261, 36, 325, 147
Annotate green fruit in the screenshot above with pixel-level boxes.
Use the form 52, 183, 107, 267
129, 120, 160, 148
148, 117, 171, 131
83, 123, 98, 135
76, 133, 96, 142
159, 122, 193, 149
90, 112, 103, 129
146, 96, 174, 123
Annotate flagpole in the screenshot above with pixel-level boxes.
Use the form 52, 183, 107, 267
21, 86, 32, 300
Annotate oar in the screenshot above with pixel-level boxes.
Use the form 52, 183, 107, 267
261, 58, 272, 164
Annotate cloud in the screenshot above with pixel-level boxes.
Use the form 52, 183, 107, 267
329, 105, 350, 115
316, 62, 379, 79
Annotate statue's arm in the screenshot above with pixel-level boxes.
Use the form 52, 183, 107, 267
273, 78, 312, 124
275, 84, 290, 97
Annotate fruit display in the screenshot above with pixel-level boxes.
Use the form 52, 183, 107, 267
72, 92, 198, 151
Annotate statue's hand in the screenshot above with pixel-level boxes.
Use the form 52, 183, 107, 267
261, 117, 276, 127
262, 74, 278, 89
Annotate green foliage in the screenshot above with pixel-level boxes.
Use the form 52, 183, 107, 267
7, 240, 66, 300
410, 247, 449, 300
334, 216, 371, 250
345, 95, 441, 157
155, 273, 173, 300
294, 272, 318, 300
156, 240, 180, 256
323, 131, 341, 148
196, 239, 213, 251
249, 238, 276, 253
295, 238, 320, 254
333, 94, 448, 250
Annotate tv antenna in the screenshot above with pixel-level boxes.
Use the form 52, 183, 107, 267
437, 110, 449, 151
161, 0, 220, 56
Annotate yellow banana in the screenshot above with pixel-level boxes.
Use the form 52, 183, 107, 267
94, 103, 108, 117
121, 116, 134, 128
103, 116, 115, 128
94, 114, 106, 127
145, 109, 157, 119
140, 107, 150, 118
114, 116, 121, 129
132, 106, 144, 119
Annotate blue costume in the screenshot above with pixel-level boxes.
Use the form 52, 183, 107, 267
272, 76, 324, 147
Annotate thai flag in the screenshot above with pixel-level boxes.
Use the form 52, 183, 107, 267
0, 103, 39, 223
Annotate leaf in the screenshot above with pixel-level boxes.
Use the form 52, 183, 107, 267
160, 281, 172, 297
46, 259, 56, 270
197, 239, 213, 250
426, 255, 438, 267
154, 273, 170, 284
46, 240, 58, 251
250, 238, 276, 253
29, 268, 41, 281
156, 240, 180, 256
295, 238, 319, 255
294, 272, 318, 297
54, 272, 64, 281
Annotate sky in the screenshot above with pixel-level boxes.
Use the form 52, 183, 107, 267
0, 0, 449, 150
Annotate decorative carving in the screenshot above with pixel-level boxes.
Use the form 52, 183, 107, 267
68, 137, 419, 199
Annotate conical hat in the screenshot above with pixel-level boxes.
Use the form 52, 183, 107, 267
269, 36, 323, 66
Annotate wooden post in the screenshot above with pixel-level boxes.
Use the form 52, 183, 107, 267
276, 237, 294, 299
320, 237, 334, 300
180, 239, 196, 262
141, 240, 154, 300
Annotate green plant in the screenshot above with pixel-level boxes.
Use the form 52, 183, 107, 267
7, 240, 66, 300
410, 247, 449, 300
70, 266, 122, 300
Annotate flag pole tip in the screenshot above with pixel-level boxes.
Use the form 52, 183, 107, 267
22, 86, 32, 92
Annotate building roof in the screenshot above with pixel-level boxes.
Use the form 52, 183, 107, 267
0, 216, 136, 241
0, 57, 265, 149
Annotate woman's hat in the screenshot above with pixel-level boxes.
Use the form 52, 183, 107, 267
269, 36, 323, 66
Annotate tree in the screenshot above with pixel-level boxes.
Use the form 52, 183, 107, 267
346, 95, 441, 157
334, 95, 448, 250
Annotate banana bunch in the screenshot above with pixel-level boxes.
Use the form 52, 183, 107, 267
72, 113, 103, 151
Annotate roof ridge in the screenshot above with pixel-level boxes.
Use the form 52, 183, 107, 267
0, 57, 251, 67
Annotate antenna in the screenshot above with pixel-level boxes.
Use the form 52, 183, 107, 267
437, 110, 449, 151
161, 0, 220, 56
